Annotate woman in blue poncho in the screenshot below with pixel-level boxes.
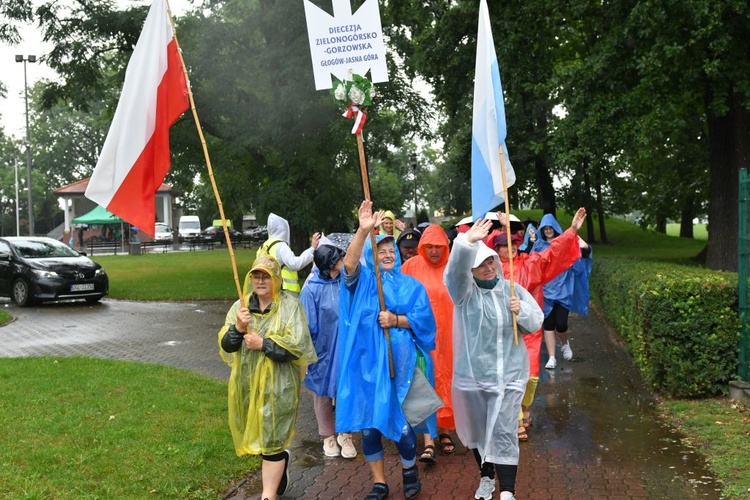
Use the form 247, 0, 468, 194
336, 200, 437, 500
531, 213, 592, 369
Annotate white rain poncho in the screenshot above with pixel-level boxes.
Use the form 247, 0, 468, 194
444, 234, 543, 465
218, 255, 317, 456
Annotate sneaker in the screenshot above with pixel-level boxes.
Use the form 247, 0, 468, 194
545, 356, 557, 369
323, 435, 341, 457
475, 476, 496, 500
277, 449, 290, 495
499, 493, 516, 500
337, 432, 357, 459
562, 342, 573, 360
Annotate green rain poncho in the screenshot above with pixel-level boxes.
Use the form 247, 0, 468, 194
218, 255, 317, 456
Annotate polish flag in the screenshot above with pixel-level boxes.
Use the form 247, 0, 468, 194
86, 0, 189, 238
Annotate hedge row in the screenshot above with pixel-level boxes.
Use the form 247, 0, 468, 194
590, 257, 739, 398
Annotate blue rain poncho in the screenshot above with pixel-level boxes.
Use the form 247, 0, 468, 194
444, 235, 543, 465
531, 213, 593, 316
335, 235, 437, 441
300, 266, 342, 398
218, 256, 317, 456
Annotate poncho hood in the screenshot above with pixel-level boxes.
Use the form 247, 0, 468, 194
267, 213, 290, 243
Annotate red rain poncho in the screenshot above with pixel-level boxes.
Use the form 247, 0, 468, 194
402, 224, 455, 430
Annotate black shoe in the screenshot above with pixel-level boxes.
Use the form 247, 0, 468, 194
364, 482, 389, 500
277, 449, 290, 495
402, 465, 421, 499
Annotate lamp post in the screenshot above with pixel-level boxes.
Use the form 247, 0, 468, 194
409, 153, 418, 222
14, 157, 20, 236
15, 54, 36, 235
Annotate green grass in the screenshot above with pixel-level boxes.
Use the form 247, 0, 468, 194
0, 356, 256, 499
92, 248, 258, 300
660, 399, 750, 498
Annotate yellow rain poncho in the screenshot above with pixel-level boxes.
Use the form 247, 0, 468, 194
218, 255, 317, 456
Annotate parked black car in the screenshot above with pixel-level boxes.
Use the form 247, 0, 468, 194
0, 237, 109, 307
199, 226, 244, 244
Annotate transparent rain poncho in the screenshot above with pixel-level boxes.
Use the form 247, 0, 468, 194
218, 256, 317, 456
444, 234, 543, 465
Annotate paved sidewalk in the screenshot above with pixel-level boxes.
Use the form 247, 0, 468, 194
0, 299, 722, 499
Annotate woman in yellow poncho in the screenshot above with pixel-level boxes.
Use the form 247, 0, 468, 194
218, 255, 317, 500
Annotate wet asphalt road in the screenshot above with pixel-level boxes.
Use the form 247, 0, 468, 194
0, 298, 724, 499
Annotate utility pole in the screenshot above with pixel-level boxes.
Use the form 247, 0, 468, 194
16, 54, 36, 235
410, 152, 418, 222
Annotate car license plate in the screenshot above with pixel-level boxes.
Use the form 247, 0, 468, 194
71, 283, 95, 292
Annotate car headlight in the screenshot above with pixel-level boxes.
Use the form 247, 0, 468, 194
95, 268, 106, 277
32, 269, 59, 278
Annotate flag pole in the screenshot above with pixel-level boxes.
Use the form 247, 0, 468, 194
165, 0, 244, 306
499, 146, 518, 345
356, 133, 395, 379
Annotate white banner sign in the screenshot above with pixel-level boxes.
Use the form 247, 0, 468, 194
303, 0, 389, 90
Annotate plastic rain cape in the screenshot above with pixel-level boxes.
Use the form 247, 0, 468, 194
335, 235, 437, 441
300, 267, 342, 398
444, 234, 543, 464
218, 259, 317, 456
531, 213, 593, 316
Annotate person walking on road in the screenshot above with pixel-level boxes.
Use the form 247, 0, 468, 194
261, 213, 321, 296
336, 201, 437, 500
531, 213, 592, 369
218, 255, 317, 500
402, 224, 458, 463
444, 218, 543, 500
299, 244, 357, 459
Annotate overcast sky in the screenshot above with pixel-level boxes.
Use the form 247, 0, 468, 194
0, 0, 194, 138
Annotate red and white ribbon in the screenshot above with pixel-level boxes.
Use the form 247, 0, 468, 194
343, 103, 368, 135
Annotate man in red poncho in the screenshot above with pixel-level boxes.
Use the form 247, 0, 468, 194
402, 224, 458, 462
492, 207, 587, 440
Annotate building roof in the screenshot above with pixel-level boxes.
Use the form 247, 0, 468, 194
53, 178, 176, 195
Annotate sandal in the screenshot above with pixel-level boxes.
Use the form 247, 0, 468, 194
418, 444, 437, 465
365, 482, 389, 500
438, 433, 456, 454
518, 425, 529, 442
522, 408, 532, 429
402, 465, 421, 500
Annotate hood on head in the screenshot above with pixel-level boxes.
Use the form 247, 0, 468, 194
538, 213, 563, 239
313, 244, 345, 279
416, 224, 450, 266
266, 213, 290, 243
473, 242, 499, 269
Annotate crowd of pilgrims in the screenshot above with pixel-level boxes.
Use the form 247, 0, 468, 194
218, 201, 592, 500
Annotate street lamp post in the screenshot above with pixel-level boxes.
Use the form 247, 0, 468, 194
14, 157, 20, 236
15, 54, 36, 236
409, 153, 418, 222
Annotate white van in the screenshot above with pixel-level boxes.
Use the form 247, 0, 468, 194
178, 215, 201, 242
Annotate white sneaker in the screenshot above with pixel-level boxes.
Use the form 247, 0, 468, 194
337, 433, 357, 459
545, 356, 557, 369
475, 476, 495, 500
562, 342, 573, 361
323, 435, 340, 457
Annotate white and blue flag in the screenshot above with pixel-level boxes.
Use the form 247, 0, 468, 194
471, 0, 515, 222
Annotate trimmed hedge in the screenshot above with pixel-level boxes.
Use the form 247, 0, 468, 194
590, 257, 739, 398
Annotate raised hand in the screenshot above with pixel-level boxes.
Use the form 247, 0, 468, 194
357, 200, 384, 233
571, 207, 587, 232
465, 218, 493, 244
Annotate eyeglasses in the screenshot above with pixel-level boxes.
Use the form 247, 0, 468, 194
251, 273, 271, 282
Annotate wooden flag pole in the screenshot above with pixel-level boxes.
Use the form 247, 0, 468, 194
166, 1, 244, 307
356, 133, 395, 379
499, 146, 518, 345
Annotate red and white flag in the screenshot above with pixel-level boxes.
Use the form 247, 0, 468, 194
86, 0, 189, 238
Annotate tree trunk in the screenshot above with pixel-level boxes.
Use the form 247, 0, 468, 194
705, 87, 748, 272
593, 163, 607, 244
581, 157, 596, 243
655, 217, 667, 234
679, 195, 695, 238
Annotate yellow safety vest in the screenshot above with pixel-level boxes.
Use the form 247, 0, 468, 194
262, 238, 301, 293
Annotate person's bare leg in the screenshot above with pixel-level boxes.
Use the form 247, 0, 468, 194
543, 329, 557, 368
369, 458, 386, 484
261, 458, 285, 499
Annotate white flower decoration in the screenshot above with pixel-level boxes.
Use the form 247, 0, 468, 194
334, 83, 347, 102
369, 87, 376, 99
349, 85, 365, 105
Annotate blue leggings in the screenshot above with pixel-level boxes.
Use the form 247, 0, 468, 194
361, 425, 417, 466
